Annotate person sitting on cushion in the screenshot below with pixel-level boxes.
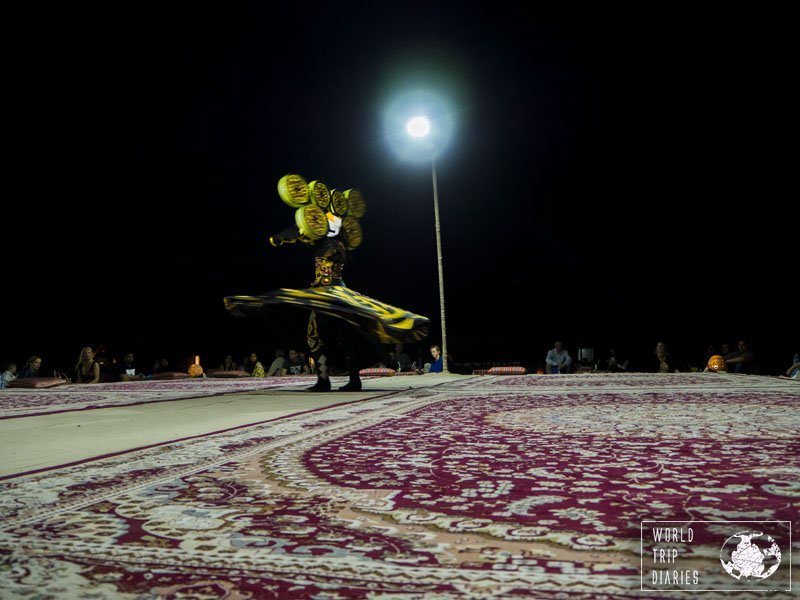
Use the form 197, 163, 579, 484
281, 348, 310, 375
18, 355, 42, 378
247, 352, 265, 377
1, 361, 17, 386
75, 347, 101, 384
116, 351, 145, 382
219, 355, 238, 372
545, 341, 572, 374
427, 345, 444, 373
266, 349, 288, 376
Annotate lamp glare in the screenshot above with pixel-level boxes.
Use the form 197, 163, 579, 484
406, 116, 431, 138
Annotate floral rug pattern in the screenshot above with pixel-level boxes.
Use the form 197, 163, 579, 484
1, 374, 797, 598
455, 371, 796, 389
0, 377, 319, 419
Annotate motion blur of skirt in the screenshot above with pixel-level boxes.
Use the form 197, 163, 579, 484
224, 285, 429, 345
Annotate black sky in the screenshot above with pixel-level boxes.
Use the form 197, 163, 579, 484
4, 3, 796, 373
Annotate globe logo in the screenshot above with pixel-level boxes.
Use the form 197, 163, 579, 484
720, 531, 781, 580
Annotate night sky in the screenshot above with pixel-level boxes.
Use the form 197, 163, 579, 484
5, 4, 795, 374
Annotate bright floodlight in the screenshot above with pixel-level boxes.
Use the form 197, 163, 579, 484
384, 89, 455, 163
406, 116, 431, 138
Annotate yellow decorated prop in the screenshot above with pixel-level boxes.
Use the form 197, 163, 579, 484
295, 205, 328, 240
341, 217, 363, 249
707, 355, 727, 372
308, 180, 331, 209
274, 174, 365, 247
329, 189, 348, 217
344, 189, 366, 218
278, 174, 310, 208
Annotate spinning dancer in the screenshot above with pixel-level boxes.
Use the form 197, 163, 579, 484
225, 174, 430, 391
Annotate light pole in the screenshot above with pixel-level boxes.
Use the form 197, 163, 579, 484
406, 115, 448, 373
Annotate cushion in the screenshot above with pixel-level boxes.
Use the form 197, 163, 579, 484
358, 368, 396, 377
472, 369, 489, 376
152, 371, 190, 380
487, 366, 527, 375
207, 370, 251, 378
7, 377, 68, 389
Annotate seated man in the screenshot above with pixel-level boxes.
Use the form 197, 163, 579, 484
266, 349, 288, 376
426, 345, 444, 373
394, 343, 412, 372
545, 341, 572, 374
724, 340, 756, 374
281, 348, 310, 376
117, 352, 146, 382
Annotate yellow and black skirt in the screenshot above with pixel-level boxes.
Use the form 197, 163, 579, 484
225, 285, 429, 345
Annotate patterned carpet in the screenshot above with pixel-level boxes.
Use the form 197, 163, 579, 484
1, 373, 797, 598
0, 377, 319, 419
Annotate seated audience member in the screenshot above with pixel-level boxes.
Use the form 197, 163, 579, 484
247, 352, 265, 377
545, 341, 572, 374
117, 351, 146, 382
18, 356, 43, 378
785, 353, 800, 379
724, 339, 757, 374
219, 355, 238, 371
2, 362, 17, 386
153, 357, 170, 374
426, 345, 444, 373
281, 348, 310, 375
75, 347, 101, 384
395, 343, 412, 372
652, 341, 680, 373
267, 349, 287, 376
597, 348, 629, 372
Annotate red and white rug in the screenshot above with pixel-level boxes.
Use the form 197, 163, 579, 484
1, 373, 797, 597
0, 377, 320, 419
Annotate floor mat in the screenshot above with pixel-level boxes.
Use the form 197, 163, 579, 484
1, 374, 796, 597
0, 377, 321, 419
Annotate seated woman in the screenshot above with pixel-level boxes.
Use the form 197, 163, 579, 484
651, 341, 681, 373
246, 352, 265, 377
75, 346, 101, 384
18, 356, 43, 378
219, 354, 238, 371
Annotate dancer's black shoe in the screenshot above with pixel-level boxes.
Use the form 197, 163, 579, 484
338, 375, 362, 392
307, 376, 331, 392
